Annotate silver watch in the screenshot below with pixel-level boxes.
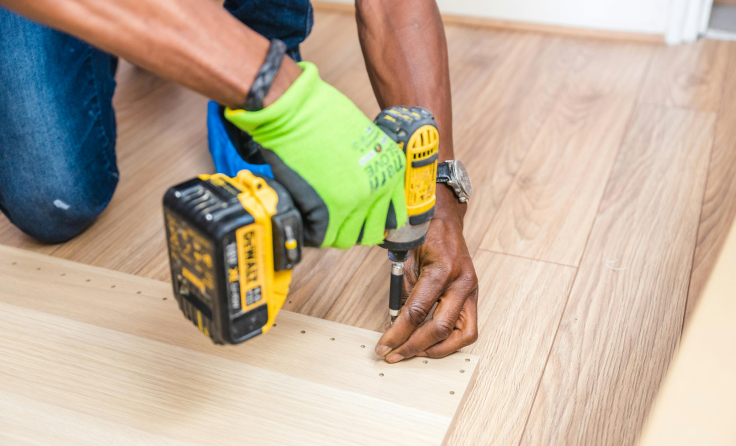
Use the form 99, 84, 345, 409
436, 160, 473, 203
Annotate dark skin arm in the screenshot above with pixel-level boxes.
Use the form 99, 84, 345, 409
356, 0, 479, 362
0, 0, 301, 108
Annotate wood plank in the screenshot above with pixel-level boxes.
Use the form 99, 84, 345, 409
685, 41, 736, 325
521, 105, 716, 446
639, 38, 728, 112
0, 245, 479, 446
446, 250, 577, 446
639, 219, 736, 446
480, 43, 653, 266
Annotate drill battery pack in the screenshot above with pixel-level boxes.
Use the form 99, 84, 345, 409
163, 171, 302, 344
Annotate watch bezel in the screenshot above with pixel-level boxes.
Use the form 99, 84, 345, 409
447, 160, 472, 203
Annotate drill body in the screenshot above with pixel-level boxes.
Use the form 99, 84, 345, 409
163, 106, 438, 344
375, 106, 439, 323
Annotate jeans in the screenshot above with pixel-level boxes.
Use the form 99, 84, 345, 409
0, 1, 313, 242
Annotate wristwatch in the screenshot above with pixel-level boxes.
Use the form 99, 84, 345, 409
436, 160, 473, 203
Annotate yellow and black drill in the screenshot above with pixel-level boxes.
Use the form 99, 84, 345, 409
163, 106, 438, 344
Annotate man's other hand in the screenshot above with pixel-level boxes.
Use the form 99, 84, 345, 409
375, 185, 478, 362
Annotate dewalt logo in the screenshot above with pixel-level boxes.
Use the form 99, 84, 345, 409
242, 230, 259, 285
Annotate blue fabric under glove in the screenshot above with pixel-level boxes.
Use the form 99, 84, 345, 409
206, 101, 274, 178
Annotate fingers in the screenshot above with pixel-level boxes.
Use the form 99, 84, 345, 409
383, 286, 466, 363
332, 209, 367, 249
374, 270, 446, 357
361, 194, 392, 246
424, 292, 478, 358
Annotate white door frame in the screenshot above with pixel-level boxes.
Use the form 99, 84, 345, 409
666, 0, 714, 44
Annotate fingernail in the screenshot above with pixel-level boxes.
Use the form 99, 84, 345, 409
386, 354, 404, 363
376, 346, 391, 356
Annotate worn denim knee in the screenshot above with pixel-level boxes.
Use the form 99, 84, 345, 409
0, 8, 118, 243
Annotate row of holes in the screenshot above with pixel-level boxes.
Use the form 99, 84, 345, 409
11, 261, 469, 395
10, 262, 168, 300
277, 322, 470, 393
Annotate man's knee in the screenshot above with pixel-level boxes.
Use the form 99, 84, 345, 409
1, 172, 117, 243
2, 178, 118, 243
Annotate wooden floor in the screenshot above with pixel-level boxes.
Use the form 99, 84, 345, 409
2, 11, 736, 446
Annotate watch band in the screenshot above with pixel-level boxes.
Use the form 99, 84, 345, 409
242, 39, 288, 112
436, 162, 452, 183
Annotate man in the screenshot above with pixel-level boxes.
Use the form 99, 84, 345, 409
0, 0, 478, 362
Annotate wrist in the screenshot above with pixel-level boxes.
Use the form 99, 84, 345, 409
435, 183, 466, 226
263, 57, 302, 108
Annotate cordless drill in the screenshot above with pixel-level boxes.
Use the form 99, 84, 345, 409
163, 106, 438, 344
374, 107, 439, 323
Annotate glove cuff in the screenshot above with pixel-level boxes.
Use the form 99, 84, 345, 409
225, 61, 319, 133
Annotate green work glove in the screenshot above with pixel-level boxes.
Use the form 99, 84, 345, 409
225, 62, 407, 249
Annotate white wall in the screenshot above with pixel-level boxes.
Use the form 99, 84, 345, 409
320, 0, 675, 35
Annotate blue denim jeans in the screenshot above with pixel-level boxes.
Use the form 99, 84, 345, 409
0, 1, 313, 242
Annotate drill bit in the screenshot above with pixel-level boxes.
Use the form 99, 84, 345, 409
389, 261, 403, 324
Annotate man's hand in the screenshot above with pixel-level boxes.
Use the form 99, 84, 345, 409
375, 186, 478, 362
226, 62, 407, 250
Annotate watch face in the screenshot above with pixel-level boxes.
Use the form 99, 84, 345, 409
452, 160, 473, 197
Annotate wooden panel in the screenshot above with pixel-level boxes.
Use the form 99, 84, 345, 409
0, 245, 479, 446
685, 41, 736, 325
481, 43, 653, 266
639, 38, 728, 112
639, 220, 736, 446
446, 250, 576, 446
521, 106, 716, 446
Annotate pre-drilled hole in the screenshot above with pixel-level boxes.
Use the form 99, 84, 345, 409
36, 267, 41, 271
11, 262, 16, 265
301, 330, 306, 334
288, 301, 292, 304
273, 324, 277, 327
330, 338, 335, 341
465, 358, 470, 362
111, 285, 116, 288
360, 345, 365, 348
460, 370, 465, 373
449, 391, 455, 395
60, 273, 65, 276
162, 297, 167, 300
423, 360, 428, 364
85, 279, 90, 282
379, 373, 384, 377
136, 291, 141, 294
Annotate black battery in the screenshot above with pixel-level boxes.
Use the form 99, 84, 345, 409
163, 175, 302, 345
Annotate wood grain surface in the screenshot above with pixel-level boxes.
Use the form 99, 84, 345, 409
447, 251, 576, 446
639, 38, 728, 111
639, 216, 736, 446
0, 246, 479, 446
521, 106, 716, 446
481, 43, 653, 266
685, 42, 736, 325
1, 11, 736, 445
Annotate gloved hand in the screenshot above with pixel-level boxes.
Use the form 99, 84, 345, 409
225, 62, 407, 249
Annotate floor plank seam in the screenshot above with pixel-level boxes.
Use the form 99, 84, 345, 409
515, 49, 656, 445
679, 108, 721, 342
476, 248, 578, 269
474, 83, 569, 254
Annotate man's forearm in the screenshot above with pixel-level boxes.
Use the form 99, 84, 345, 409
356, 0, 454, 161
356, 0, 463, 221
0, 0, 301, 108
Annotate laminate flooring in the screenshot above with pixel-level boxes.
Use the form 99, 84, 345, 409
1, 11, 734, 446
